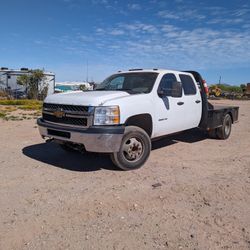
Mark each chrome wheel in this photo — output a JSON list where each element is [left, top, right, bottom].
[[122, 137, 143, 162], [224, 117, 231, 136], [111, 126, 151, 170], [217, 114, 232, 140]]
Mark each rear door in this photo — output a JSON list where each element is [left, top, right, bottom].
[[178, 73, 202, 129]]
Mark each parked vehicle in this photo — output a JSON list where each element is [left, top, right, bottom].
[[37, 69, 239, 170], [209, 86, 221, 97]]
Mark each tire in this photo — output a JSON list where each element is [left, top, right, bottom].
[[207, 129, 218, 139], [111, 126, 151, 171], [217, 114, 232, 140]]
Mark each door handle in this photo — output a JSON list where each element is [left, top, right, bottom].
[[177, 102, 184, 106], [195, 100, 201, 103]]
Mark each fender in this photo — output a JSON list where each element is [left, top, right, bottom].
[[125, 113, 153, 137]]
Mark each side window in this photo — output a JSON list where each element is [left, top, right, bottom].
[[158, 73, 177, 96], [109, 76, 124, 89], [179, 74, 197, 95]]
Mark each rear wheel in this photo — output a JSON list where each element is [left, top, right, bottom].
[[111, 126, 151, 171], [217, 114, 232, 139], [207, 129, 218, 139]]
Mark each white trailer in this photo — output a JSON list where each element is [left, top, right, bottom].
[[0, 67, 55, 98]]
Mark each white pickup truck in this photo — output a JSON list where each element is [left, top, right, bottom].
[[38, 69, 239, 170]]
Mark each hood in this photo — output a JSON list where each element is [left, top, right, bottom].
[[44, 90, 130, 106]]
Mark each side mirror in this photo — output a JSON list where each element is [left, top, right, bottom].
[[171, 81, 182, 97], [158, 89, 166, 97], [158, 88, 172, 97]]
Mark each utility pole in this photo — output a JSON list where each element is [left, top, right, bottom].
[[219, 76, 221, 84], [86, 59, 89, 83], [5, 73, 8, 88]]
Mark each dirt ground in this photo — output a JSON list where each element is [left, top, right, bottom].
[[0, 99, 249, 250]]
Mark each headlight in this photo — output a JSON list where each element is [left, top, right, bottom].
[[94, 106, 120, 125]]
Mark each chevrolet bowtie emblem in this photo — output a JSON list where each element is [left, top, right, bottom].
[[53, 109, 65, 118]]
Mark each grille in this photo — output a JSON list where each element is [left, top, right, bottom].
[[43, 103, 89, 113], [43, 113, 88, 126]]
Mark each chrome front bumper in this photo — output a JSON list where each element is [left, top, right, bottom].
[[37, 118, 124, 153]]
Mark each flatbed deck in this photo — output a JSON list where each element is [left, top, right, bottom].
[[206, 102, 239, 129]]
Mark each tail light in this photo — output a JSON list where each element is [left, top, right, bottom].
[[202, 79, 209, 95]]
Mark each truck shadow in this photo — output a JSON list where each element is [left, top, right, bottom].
[[22, 142, 119, 172], [152, 128, 207, 150], [22, 129, 207, 172]]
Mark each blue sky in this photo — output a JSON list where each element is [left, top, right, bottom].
[[0, 0, 249, 84]]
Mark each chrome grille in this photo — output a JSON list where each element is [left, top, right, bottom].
[[42, 103, 92, 127], [43, 103, 89, 113], [43, 113, 88, 126]]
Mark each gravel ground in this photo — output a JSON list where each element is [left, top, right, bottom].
[[0, 99, 249, 250]]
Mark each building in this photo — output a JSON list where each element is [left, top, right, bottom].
[[0, 67, 55, 98], [247, 83, 250, 93]]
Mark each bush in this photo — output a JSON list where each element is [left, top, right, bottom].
[[0, 99, 42, 106], [0, 112, 6, 118], [215, 84, 242, 93], [0, 90, 9, 99], [0, 99, 42, 111]]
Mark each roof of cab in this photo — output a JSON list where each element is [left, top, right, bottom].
[[117, 68, 191, 75]]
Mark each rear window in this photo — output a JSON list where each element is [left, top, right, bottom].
[[179, 74, 197, 95]]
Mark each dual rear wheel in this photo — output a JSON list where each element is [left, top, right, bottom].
[[208, 113, 232, 140]]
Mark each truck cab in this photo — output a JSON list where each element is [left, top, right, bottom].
[[38, 69, 239, 170]]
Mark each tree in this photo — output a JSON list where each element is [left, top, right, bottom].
[[16, 74, 29, 94], [240, 84, 246, 93], [17, 69, 47, 99], [79, 84, 88, 91]]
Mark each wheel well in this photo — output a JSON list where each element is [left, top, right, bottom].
[[227, 112, 234, 123], [125, 114, 153, 137]]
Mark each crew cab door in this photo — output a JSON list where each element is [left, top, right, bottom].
[[154, 73, 202, 137], [178, 73, 202, 129]]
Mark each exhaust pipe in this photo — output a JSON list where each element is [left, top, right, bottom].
[[45, 138, 54, 143]]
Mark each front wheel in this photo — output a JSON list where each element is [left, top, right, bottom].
[[111, 126, 151, 171]]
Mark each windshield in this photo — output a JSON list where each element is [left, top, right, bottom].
[[95, 72, 159, 94]]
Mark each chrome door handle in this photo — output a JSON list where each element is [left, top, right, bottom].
[[177, 102, 184, 106]]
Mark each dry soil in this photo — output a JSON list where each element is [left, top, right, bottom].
[[0, 99, 249, 250]]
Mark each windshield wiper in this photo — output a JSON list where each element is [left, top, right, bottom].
[[116, 88, 142, 94], [94, 88, 110, 91], [94, 88, 142, 94]]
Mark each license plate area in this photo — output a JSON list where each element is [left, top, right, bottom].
[[47, 129, 71, 139]]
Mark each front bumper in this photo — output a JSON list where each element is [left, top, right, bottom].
[[37, 118, 124, 153]]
